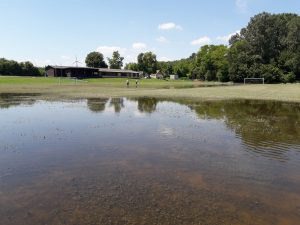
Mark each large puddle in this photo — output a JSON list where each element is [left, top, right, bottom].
[[0, 95, 300, 225]]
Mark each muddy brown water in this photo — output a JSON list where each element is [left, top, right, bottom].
[[0, 95, 300, 225]]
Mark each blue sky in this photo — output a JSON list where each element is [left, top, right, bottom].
[[1, 0, 300, 66]]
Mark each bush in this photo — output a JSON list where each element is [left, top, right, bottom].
[[216, 70, 228, 82], [281, 72, 296, 83], [261, 64, 283, 83], [0, 58, 41, 76], [191, 67, 205, 80], [205, 70, 215, 81]]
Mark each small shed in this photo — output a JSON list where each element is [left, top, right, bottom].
[[170, 74, 178, 80], [150, 70, 164, 79]]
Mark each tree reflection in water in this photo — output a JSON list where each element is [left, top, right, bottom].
[[109, 98, 124, 113], [0, 93, 38, 109], [189, 100, 300, 160], [87, 98, 108, 113], [136, 97, 158, 114]]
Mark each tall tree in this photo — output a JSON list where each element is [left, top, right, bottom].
[[156, 53, 195, 78], [20, 61, 40, 76], [124, 62, 139, 71], [195, 45, 229, 81], [228, 12, 300, 83], [137, 52, 157, 74], [108, 51, 124, 69], [85, 51, 108, 68]]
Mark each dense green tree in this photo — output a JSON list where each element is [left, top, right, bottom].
[[191, 67, 203, 80], [20, 61, 40, 76], [157, 62, 173, 76], [85, 51, 108, 68], [172, 60, 192, 78], [229, 12, 300, 82], [285, 16, 300, 80], [124, 62, 139, 71], [137, 52, 157, 74], [195, 45, 229, 81], [156, 54, 195, 78], [0, 58, 41, 76], [227, 40, 253, 82], [108, 51, 124, 69]]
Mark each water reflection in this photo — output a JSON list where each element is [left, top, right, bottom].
[[0, 96, 300, 225], [109, 98, 124, 113], [189, 100, 300, 160], [136, 97, 158, 113], [84, 97, 300, 161], [87, 98, 108, 113], [0, 93, 38, 108]]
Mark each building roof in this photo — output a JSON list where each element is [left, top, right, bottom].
[[46, 65, 98, 70]]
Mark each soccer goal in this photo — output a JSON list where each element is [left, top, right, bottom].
[[244, 78, 265, 85]]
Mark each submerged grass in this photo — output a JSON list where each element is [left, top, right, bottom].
[[0, 76, 299, 102]]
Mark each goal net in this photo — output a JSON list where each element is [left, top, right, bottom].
[[244, 78, 265, 85]]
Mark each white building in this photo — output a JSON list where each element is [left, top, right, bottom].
[[150, 70, 164, 79], [170, 74, 178, 80]]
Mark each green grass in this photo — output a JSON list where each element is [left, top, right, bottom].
[[0, 76, 226, 88], [0, 76, 77, 84], [86, 77, 228, 88], [0, 76, 299, 102]]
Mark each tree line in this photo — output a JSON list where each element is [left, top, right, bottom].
[[128, 12, 300, 83], [228, 12, 300, 83], [1, 12, 299, 83], [124, 12, 299, 83], [0, 58, 42, 76]]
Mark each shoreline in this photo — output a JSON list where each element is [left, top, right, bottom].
[[0, 82, 299, 103]]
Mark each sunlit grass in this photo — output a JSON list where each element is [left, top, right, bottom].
[[0, 76, 299, 102]]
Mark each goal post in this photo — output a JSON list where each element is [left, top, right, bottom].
[[244, 78, 265, 85]]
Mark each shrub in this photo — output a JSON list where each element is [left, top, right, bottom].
[[281, 72, 296, 83]]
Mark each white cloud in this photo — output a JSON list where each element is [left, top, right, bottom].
[[156, 36, 169, 43], [236, 0, 248, 13], [125, 54, 136, 62], [132, 42, 147, 50], [158, 22, 182, 30], [60, 55, 71, 60], [216, 30, 240, 43], [44, 59, 52, 64], [158, 56, 171, 62], [190, 36, 212, 46], [96, 46, 127, 57]]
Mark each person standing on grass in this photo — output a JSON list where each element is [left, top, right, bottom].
[[126, 79, 129, 87], [135, 79, 138, 88]]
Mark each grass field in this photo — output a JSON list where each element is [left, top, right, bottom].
[[0, 76, 299, 102], [0, 76, 226, 87]]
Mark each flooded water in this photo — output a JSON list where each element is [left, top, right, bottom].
[[0, 95, 300, 225]]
